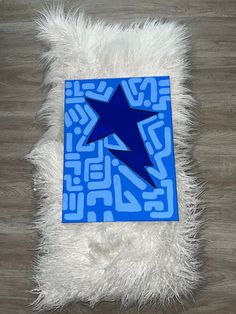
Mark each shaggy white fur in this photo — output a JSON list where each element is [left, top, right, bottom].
[[27, 5, 203, 311]]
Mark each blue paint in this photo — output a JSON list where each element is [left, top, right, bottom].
[[62, 76, 179, 223], [85, 84, 157, 187]]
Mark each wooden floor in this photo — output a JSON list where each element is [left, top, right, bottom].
[[0, 1, 236, 313]]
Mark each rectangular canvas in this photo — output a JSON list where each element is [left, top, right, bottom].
[[62, 76, 179, 222]]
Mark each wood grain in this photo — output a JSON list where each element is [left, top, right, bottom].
[[0, 0, 236, 313]]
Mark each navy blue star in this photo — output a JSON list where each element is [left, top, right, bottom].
[[85, 85, 157, 188]]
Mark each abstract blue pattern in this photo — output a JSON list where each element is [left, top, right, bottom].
[[62, 76, 179, 222]]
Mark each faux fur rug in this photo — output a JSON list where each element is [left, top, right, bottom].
[[27, 6, 202, 311]]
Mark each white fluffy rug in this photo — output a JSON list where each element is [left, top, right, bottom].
[[27, 5, 202, 311]]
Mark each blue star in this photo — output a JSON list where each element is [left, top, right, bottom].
[[85, 84, 157, 187]]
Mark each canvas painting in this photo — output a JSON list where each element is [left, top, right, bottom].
[[62, 76, 178, 222]]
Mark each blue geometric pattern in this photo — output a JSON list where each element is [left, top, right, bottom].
[[62, 76, 179, 222]]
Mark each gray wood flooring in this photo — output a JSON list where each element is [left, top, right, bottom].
[[0, 1, 236, 313]]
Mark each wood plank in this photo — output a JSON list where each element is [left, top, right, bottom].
[[0, 0, 235, 313]]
